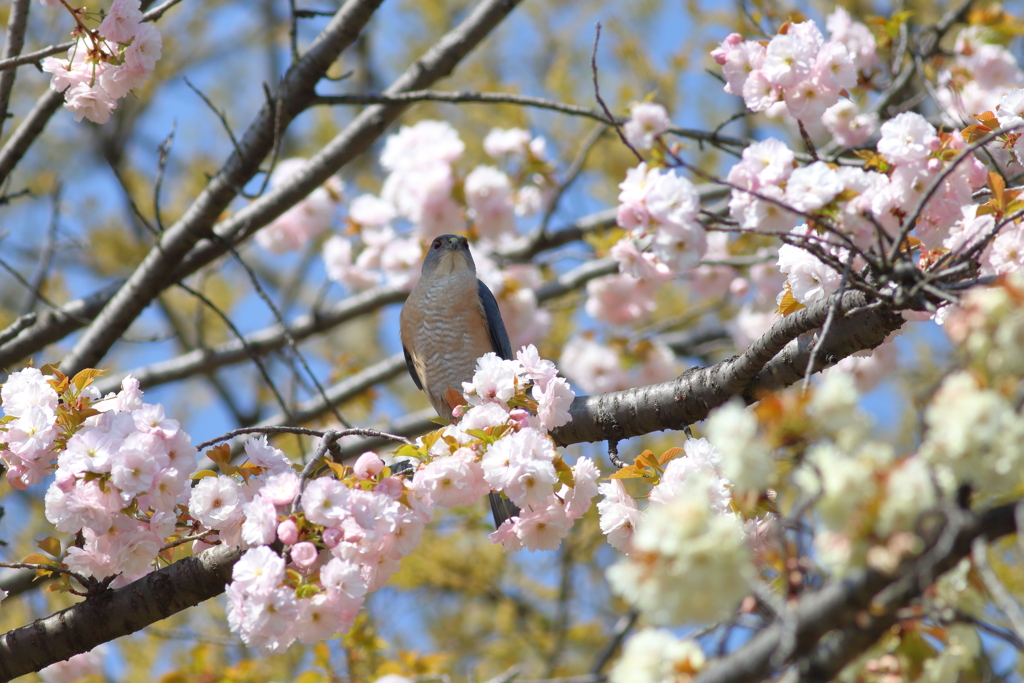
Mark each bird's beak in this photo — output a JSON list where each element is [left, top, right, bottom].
[[444, 236, 462, 251]]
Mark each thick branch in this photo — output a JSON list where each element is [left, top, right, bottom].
[[696, 501, 1019, 683], [93, 285, 407, 394], [0, 88, 63, 187], [0, 0, 31, 139], [550, 291, 903, 446], [0, 544, 242, 682], [0, 281, 123, 371]]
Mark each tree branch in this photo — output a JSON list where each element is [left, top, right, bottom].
[[0, 0, 32, 139], [93, 284, 407, 394], [0, 543, 242, 682], [550, 290, 904, 447], [697, 501, 1019, 683], [59, 0, 388, 375], [170, 0, 529, 283], [0, 88, 64, 187]]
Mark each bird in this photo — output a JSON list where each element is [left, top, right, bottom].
[[400, 234, 519, 527]]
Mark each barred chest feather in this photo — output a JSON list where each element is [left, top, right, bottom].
[[402, 270, 493, 417]]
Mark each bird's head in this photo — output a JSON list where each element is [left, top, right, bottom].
[[421, 234, 476, 278]]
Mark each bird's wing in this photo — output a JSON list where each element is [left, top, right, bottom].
[[402, 345, 423, 391], [477, 279, 513, 360], [488, 491, 520, 527]]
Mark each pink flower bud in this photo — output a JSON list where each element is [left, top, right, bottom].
[[321, 527, 343, 548], [55, 469, 77, 493], [290, 541, 318, 568], [6, 466, 27, 490], [277, 518, 299, 545], [376, 476, 404, 500], [508, 408, 532, 430], [354, 452, 385, 479], [452, 404, 468, 419], [730, 277, 750, 297]]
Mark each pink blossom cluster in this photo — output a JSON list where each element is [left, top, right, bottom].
[[223, 448, 430, 654], [481, 127, 550, 219], [43, 377, 196, 585], [255, 159, 342, 254], [559, 335, 679, 394], [0, 367, 62, 488], [597, 438, 738, 553], [614, 163, 707, 276], [623, 102, 672, 151], [725, 112, 988, 258], [711, 11, 876, 139], [323, 121, 467, 289], [380, 120, 466, 241], [222, 345, 580, 650], [322, 123, 550, 292], [323, 220, 423, 290], [474, 255, 552, 350], [41, 0, 162, 124], [414, 345, 597, 552], [599, 161, 707, 326], [936, 26, 1024, 121], [188, 437, 294, 547]]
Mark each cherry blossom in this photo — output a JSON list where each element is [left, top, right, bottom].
[[623, 102, 671, 150]]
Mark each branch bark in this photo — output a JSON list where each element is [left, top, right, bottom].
[[92, 285, 407, 394], [550, 290, 903, 447], [695, 501, 1019, 683], [0, 0, 31, 140], [0, 544, 242, 682]]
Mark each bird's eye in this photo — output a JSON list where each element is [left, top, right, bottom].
[[432, 240, 441, 250]]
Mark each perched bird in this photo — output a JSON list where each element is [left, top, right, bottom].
[[400, 234, 518, 526]]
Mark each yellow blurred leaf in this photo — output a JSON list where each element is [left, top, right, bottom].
[[22, 553, 55, 566], [777, 284, 805, 316], [158, 673, 191, 683], [294, 672, 324, 683], [609, 463, 647, 479], [326, 460, 347, 479], [37, 537, 62, 558], [206, 443, 231, 465], [658, 447, 684, 465], [71, 368, 106, 392]]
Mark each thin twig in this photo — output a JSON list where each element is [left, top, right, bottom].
[[589, 24, 643, 164], [312, 90, 612, 124], [972, 537, 1024, 646], [221, 242, 352, 427], [20, 185, 60, 316], [160, 530, 215, 552], [539, 123, 607, 235], [175, 281, 294, 423], [802, 252, 853, 392], [197, 424, 412, 451], [153, 122, 177, 232]]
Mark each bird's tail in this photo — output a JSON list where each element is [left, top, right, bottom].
[[488, 491, 519, 528]]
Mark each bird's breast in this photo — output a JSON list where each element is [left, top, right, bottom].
[[402, 272, 495, 410]]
